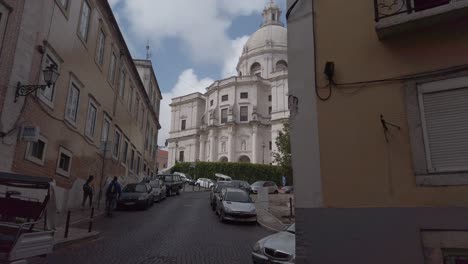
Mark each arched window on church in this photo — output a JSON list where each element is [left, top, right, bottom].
[[276, 60, 288, 71], [250, 62, 261, 77]]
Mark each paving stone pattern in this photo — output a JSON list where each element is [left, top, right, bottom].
[[46, 191, 271, 264]]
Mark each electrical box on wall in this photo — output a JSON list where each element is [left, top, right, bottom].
[[20, 125, 40, 142]]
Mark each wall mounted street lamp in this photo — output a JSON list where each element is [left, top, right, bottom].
[[14, 64, 60, 102]]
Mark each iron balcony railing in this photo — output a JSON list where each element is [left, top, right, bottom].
[[374, 0, 451, 22]]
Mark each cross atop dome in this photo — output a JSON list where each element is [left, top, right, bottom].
[[261, 0, 284, 28]]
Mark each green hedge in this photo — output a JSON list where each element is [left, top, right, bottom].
[[170, 162, 284, 185]]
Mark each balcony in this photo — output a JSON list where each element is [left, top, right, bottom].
[[374, 0, 468, 39]]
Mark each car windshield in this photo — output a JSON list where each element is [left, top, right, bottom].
[[225, 191, 251, 203], [252, 181, 265, 187], [232, 181, 248, 188], [123, 184, 146, 193], [215, 183, 232, 192], [164, 176, 173, 181], [286, 224, 295, 234]]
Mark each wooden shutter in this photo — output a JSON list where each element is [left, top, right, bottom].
[[420, 87, 468, 172]]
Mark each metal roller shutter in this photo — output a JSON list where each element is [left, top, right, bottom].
[[421, 87, 468, 172]]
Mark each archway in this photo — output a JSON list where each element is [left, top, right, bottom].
[[219, 156, 228, 162], [238, 155, 251, 163], [250, 62, 261, 77], [276, 60, 288, 71]]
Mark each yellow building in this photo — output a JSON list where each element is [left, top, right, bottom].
[[0, 0, 161, 213], [287, 0, 468, 263]]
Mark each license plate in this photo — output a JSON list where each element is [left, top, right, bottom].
[[125, 202, 135, 205]]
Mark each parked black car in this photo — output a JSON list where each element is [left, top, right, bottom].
[[117, 183, 154, 210], [160, 174, 184, 196], [230, 180, 252, 194], [210, 182, 233, 211]]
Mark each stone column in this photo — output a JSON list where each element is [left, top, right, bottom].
[[208, 129, 216, 162], [199, 135, 206, 161], [252, 125, 258, 163], [227, 126, 235, 162]]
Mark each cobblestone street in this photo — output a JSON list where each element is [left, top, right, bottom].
[[46, 191, 271, 264]]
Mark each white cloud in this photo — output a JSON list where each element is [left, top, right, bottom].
[[158, 69, 214, 146], [115, 0, 268, 64], [221, 35, 249, 78]]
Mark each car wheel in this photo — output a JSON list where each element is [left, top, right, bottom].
[[176, 189, 180, 195]]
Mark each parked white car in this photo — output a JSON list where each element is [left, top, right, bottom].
[[195, 178, 214, 188]]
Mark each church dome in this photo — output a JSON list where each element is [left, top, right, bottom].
[[242, 24, 287, 54], [236, 0, 288, 78]]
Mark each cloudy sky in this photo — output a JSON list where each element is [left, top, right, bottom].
[[108, 0, 287, 146]]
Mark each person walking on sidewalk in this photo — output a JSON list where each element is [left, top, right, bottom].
[[82, 175, 94, 208], [106, 177, 122, 216]]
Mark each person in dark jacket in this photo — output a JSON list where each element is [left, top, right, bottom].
[[106, 177, 122, 215], [82, 175, 94, 208]]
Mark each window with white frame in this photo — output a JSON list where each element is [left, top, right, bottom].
[[25, 135, 48, 166], [85, 100, 98, 138], [109, 52, 117, 84], [96, 29, 105, 65], [39, 54, 59, 104], [0, 3, 10, 51], [128, 86, 134, 112], [101, 116, 111, 142], [113, 129, 121, 159], [56, 147, 72, 177], [136, 155, 141, 174], [65, 82, 80, 123], [135, 97, 140, 121], [118, 67, 126, 98], [122, 140, 129, 165], [145, 121, 150, 151], [78, 0, 91, 41], [418, 78, 468, 173], [130, 148, 135, 171], [141, 108, 145, 129]]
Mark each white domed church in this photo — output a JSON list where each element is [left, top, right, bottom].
[[166, 1, 288, 167]]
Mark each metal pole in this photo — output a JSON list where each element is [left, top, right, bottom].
[[289, 197, 293, 219], [43, 210, 47, 230], [64, 210, 71, 238], [88, 207, 94, 233]]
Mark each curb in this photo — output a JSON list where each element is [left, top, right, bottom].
[[54, 231, 100, 249], [256, 209, 287, 232]]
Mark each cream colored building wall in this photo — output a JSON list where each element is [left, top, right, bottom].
[[313, 0, 468, 207]]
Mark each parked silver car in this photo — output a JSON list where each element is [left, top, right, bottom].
[[252, 224, 295, 263], [147, 177, 167, 202], [251, 181, 279, 194], [216, 188, 257, 223]]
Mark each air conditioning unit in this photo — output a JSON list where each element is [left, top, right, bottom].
[[20, 126, 40, 142]]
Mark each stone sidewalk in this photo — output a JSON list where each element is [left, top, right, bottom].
[[254, 193, 294, 232], [53, 201, 105, 248]]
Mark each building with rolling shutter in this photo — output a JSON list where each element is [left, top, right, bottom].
[[286, 0, 468, 263]]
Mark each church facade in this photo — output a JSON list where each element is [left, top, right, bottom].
[[166, 2, 288, 168]]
